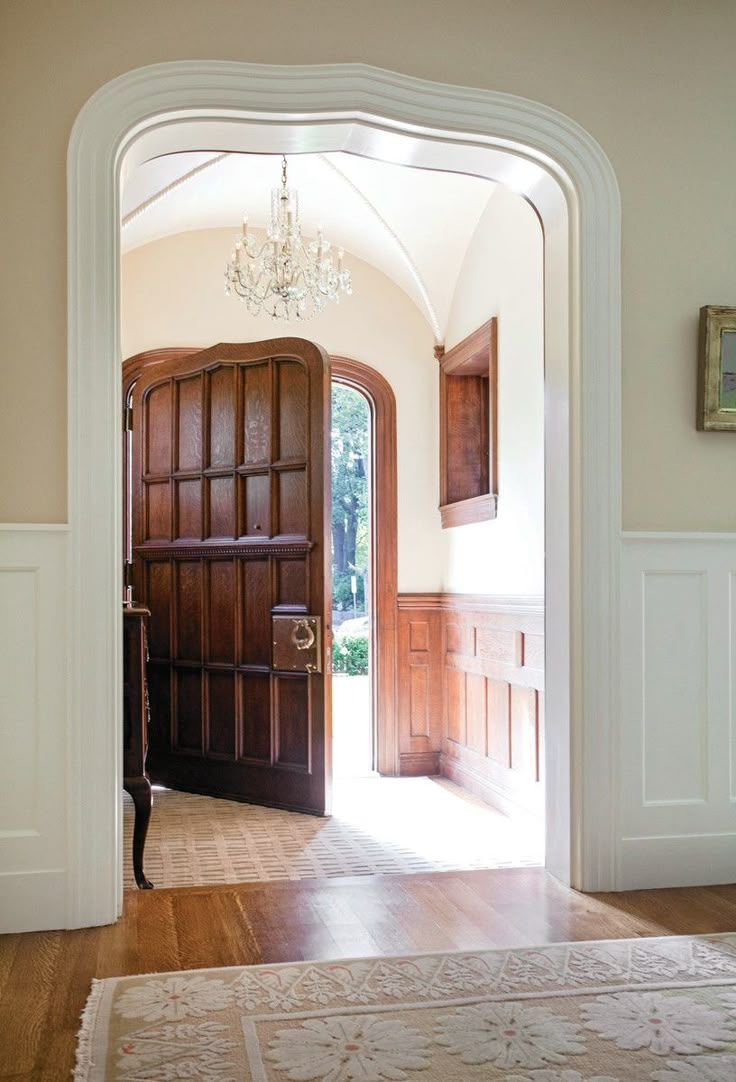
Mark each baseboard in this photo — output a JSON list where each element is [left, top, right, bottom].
[[440, 754, 543, 822], [619, 834, 736, 890], [0, 869, 67, 934], [399, 751, 440, 776]]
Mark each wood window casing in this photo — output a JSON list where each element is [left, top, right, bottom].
[[438, 319, 498, 529]]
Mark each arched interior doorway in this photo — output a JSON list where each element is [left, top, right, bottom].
[[65, 62, 621, 929]]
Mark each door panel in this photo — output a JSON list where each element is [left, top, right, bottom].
[[131, 340, 332, 815]]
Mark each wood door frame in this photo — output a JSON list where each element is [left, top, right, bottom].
[[124, 350, 400, 777], [331, 357, 398, 776]]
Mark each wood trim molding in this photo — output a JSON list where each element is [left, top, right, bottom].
[[441, 319, 495, 375], [399, 592, 545, 617], [122, 348, 197, 401], [439, 493, 497, 529], [331, 356, 399, 776]]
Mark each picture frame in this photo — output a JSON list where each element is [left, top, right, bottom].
[[698, 305, 736, 430]]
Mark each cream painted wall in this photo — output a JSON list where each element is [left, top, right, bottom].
[[442, 188, 544, 596], [1, 0, 735, 528], [122, 228, 441, 591]]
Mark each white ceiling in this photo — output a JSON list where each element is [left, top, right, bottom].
[[121, 151, 498, 341]]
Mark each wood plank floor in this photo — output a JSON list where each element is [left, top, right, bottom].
[[3, 868, 736, 1079]]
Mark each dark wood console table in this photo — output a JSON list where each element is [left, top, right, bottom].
[[122, 604, 154, 889]]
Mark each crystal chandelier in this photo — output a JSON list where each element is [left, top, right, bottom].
[[225, 155, 353, 321]]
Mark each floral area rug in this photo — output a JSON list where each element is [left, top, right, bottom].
[[75, 934, 736, 1081]]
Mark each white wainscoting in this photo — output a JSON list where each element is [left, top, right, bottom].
[[0, 525, 69, 932], [620, 533, 736, 888]]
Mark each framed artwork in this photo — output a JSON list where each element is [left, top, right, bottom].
[[698, 305, 736, 430]]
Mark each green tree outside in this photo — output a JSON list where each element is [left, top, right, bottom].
[[331, 384, 370, 616]]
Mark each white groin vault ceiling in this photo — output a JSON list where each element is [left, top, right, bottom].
[[121, 150, 498, 344]]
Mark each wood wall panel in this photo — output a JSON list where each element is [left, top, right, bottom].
[[207, 560, 235, 664], [175, 478, 202, 540], [145, 481, 171, 541], [175, 561, 202, 661], [240, 560, 270, 667], [242, 363, 270, 464], [206, 672, 236, 757], [208, 365, 237, 468], [239, 673, 272, 763], [207, 476, 236, 539], [176, 374, 203, 472], [275, 675, 310, 769], [445, 668, 466, 745], [277, 469, 308, 537], [174, 669, 203, 752], [145, 561, 172, 658], [465, 672, 487, 755], [397, 599, 443, 775], [276, 558, 307, 610], [409, 664, 430, 738], [242, 473, 270, 538], [145, 382, 172, 475], [397, 593, 544, 818], [277, 360, 308, 460], [486, 678, 511, 767]]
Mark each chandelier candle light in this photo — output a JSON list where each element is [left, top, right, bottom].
[[225, 155, 353, 321]]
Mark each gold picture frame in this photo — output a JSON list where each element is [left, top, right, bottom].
[[698, 305, 736, 430]]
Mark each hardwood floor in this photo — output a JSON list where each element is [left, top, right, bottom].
[[3, 868, 736, 1079]]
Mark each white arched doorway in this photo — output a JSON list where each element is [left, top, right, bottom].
[[66, 62, 621, 928]]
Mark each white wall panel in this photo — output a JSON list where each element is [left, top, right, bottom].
[[621, 533, 736, 888], [731, 572, 736, 802], [642, 571, 707, 804], [0, 525, 69, 932]]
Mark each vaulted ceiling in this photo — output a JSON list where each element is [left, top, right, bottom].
[[121, 151, 497, 342]]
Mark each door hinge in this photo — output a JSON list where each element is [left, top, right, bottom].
[[124, 404, 133, 432], [124, 562, 134, 590]]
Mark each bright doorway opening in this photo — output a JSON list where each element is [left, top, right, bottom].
[[330, 380, 374, 779]]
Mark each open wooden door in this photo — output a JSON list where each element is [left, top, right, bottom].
[[130, 340, 332, 815]]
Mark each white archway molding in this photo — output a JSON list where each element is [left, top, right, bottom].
[[66, 62, 621, 928]]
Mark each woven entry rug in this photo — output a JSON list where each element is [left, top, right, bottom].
[[123, 778, 543, 888], [76, 933, 736, 1080]]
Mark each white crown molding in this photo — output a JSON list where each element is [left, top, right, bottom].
[[65, 61, 621, 927]]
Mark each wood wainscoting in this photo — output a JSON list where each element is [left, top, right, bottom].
[[397, 594, 544, 819]]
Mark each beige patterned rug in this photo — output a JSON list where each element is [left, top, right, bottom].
[[123, 777, 543, 889], [75, 934, 736, 1080]]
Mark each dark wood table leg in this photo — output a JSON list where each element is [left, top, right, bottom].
[[124, 775, 154, 889]]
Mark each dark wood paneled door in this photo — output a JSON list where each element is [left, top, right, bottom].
[[130, 340, 332, 815]]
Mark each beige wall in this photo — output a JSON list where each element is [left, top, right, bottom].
[[2, 1, 736, 530], [442, 188, 544, 596], [122, 228, 442, 591]]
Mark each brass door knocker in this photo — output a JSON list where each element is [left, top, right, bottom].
[[290, 618, 316, 651]]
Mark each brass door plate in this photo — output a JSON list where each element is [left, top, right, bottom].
[[272, 615, 322, 673]]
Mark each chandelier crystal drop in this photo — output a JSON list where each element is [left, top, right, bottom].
[[225, 155, 353, 321]]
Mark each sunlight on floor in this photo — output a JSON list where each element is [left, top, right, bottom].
[[333, 775, 544, 867]]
